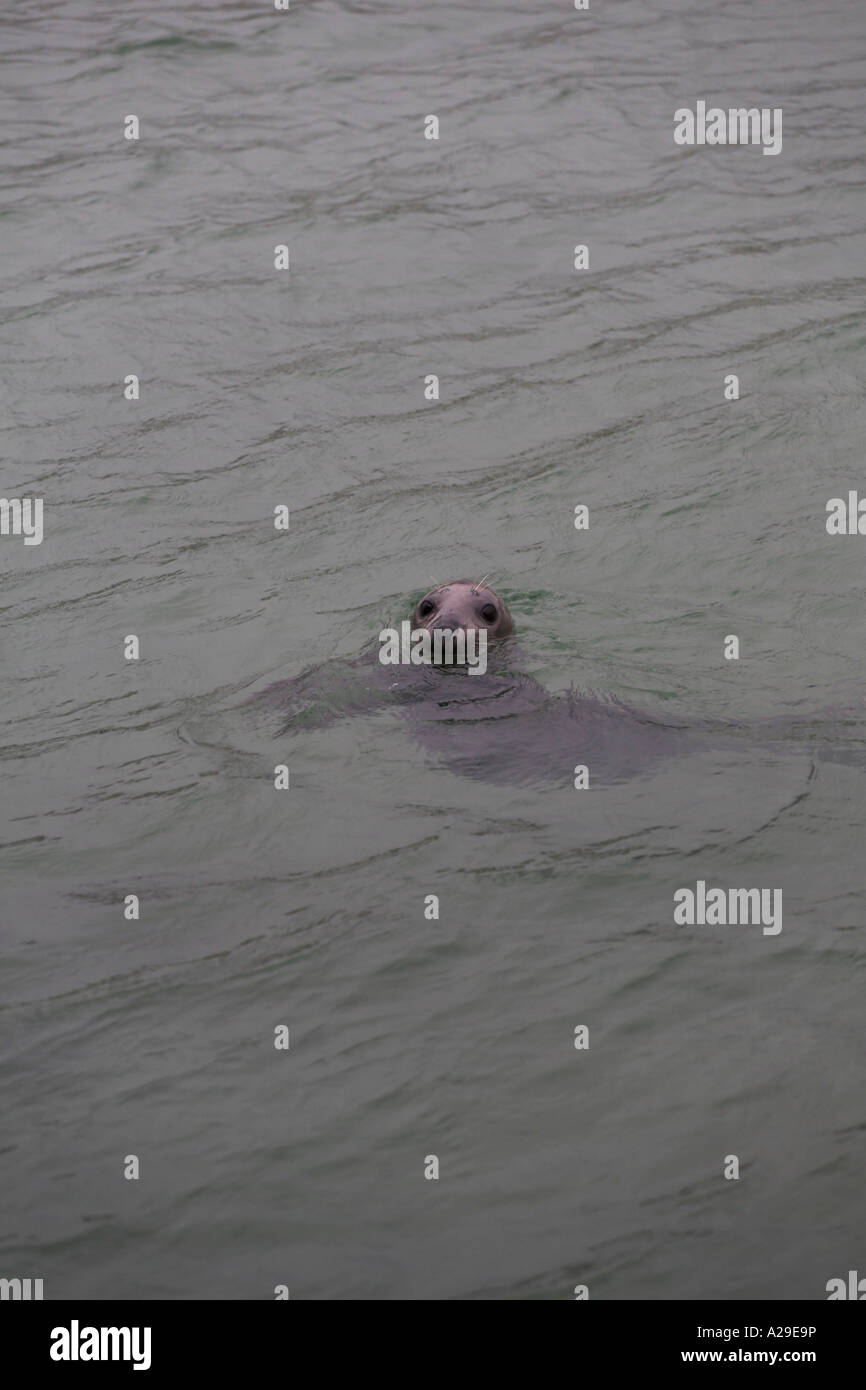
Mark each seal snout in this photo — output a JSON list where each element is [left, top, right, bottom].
[[432, 611, 467, 633]]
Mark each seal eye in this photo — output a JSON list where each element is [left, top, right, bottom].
[[480, 603, 497, 622], [418, 599, 435, 618]]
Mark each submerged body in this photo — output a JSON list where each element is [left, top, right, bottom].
[[278, 657, 698, 785]]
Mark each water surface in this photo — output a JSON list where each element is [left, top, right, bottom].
[[2, 0, 866, 1299]]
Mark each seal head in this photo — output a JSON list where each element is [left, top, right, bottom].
[[412, 579, 514, 640]]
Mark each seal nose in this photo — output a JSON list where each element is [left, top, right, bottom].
[[433, 614, 466, 631]]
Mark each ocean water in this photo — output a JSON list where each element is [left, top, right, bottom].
[[2, 0, 865, 1300]]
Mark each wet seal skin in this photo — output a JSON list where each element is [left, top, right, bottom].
[[250, 578, 866, 788]]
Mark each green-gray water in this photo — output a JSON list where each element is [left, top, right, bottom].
[[1, 0, 865, 1299]]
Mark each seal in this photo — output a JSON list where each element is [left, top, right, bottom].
[[251, 575, 690, 782]]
